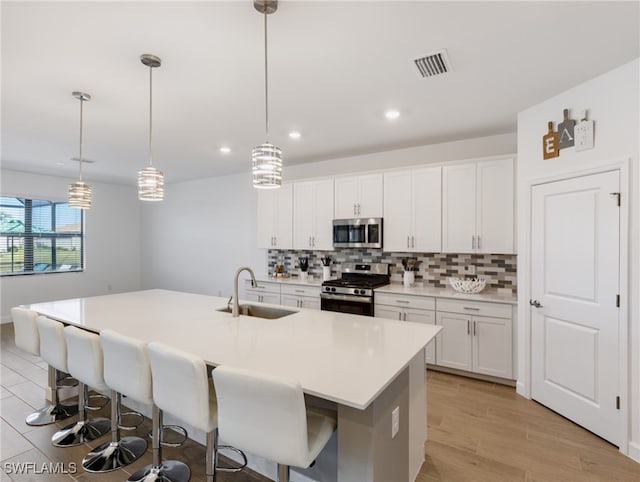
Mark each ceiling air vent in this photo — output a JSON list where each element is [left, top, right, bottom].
[[413, 50, 451, 78]]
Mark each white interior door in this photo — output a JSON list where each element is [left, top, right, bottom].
[[531, 170, 621, 446]]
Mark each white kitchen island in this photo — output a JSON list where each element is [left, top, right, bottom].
[[26, 289, 441, 482]]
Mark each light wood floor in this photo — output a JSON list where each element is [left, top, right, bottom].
[[2, 323, 639, 481]]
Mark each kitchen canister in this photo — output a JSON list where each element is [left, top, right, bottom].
[[322, 266, 332, 281], [300, 271, 309, 282], [403, 271, 415, 288]]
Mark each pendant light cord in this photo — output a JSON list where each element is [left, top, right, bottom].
[[264, 5, 269, 141], [148, 65, 154, 167], [78, 96, 84, 181]]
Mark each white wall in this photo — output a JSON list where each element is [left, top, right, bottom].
[[139, 172, 266, 297], [284, 133, 516, 181], [0, 170, 142, 321], [516, 58, 639, 459]]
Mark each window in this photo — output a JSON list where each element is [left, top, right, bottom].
[[0, 196, 84, 276]]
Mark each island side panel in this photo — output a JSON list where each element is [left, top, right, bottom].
[[409, 349, 427, 481], [337, 368, 410, 482]]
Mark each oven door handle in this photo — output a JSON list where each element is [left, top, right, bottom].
[[320, 293, 373, 304]]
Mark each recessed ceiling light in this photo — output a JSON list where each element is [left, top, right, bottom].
[[385, 110, 400, 120], [288, 131, 301, 139], [219, 146, 231, 154]]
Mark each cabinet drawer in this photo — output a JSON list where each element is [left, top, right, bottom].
[[245, 280, 281, 294], [281, 285, 321, 297], [375, 292, 436, 311], [436, 298, 511, 319]]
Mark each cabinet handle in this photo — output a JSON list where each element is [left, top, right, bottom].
[[473, 321, 476, 336], [407, 236, 410, 248], [477, 236, 481, 250], [354, 204, 357, 215], [358, 203, 361, 215], [312, 236, 315, 247], [398, 312, 402, 321], [295, 289, 305, 293], [403, 312, 407, 321], [467, 320, 470, 335], [463, 307, 480, 311], [411, 236, 415, 248], [472, 235, 476, 249], [396, 300, 410, 304]]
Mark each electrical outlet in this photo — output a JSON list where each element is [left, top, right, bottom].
[[391, 406, 400, 439]]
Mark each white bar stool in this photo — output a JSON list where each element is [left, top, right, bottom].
[[212, 365, 337, 482], [81, 329, 149, 472], [11, 307, 77, 426], [130, 342, 245, 482], [50, 323, 111, 447]]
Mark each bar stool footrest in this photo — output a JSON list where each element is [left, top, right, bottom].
[[119, 410, 145, 430], [85, 392, 110, 411], [216, 445, 248, 472], [148, 424, 188, 448]]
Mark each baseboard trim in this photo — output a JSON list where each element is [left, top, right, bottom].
[[628, 441, 640, 463], [516, 380, 530, 399]]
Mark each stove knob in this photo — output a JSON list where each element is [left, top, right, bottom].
[[325, 286, 330, 292], [356, 289, 362, 295], [331, 287, 336, 292]]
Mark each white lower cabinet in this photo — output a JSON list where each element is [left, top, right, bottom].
[[435, 299, 513, 379], [375, 293, 436, 364], [281, 285, 321, 310], [244, 280, 281, 305], [244, 281, 321, 310]]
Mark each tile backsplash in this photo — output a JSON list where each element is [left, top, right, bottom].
[[267, 249, 516, 294]]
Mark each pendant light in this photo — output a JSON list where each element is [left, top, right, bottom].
[[138, 54, 165, 201], [252, 0, 282, 189], [68, 92, 92, 209]]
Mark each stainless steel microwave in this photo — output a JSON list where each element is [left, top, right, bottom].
[[332, 218, 383, 249]]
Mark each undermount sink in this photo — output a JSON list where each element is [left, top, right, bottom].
[[217, 304, 297, 319]]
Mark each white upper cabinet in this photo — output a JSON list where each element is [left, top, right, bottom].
[[257, 183, 293, 249], [334, 173, 383, 219], [384, 166, 441, 252], [442, 157, 514, 254], [293, 179, 334, 250]]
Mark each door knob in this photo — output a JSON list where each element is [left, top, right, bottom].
[[529, 299, 543, 308]]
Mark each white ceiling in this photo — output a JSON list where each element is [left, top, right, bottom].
[[2, 1, 639, 186]]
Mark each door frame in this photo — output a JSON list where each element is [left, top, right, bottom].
[[518, 159, 629, 454]]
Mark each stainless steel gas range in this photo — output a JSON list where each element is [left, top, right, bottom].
[[320, 263, 389, 317]]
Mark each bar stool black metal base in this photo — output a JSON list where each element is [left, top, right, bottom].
[[25, 402, 78, 426], [52, 418, 111, 447], [82, 436, 147, 473], [127, 461, 190, 482]]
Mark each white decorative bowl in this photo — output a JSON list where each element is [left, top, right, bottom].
[[448, 277, 487, 294]]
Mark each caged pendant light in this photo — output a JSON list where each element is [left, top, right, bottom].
[[252, 0, 282, 189], [68, 92, 92, 209], [138, 54, 165, 201]]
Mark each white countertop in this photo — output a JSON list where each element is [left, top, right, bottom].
[[26, 289, 440, 410], [255, 276, 517, 304], [254, 275, 325, 287], [375, 283, 517, 305]]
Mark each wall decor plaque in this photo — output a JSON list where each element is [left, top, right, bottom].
[[543, 121, 559, 159], [574, 110, 595, 152], [558, 108, 576, 149]]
